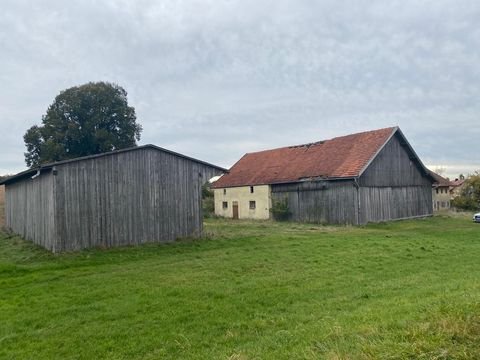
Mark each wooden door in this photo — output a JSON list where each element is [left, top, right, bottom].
[[232, 201, 239, 220]]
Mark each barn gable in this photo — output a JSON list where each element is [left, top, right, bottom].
[[359, 129, 432, 187], [353, 129, 433, 223]]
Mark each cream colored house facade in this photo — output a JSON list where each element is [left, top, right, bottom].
[[432, 186, 451, 211], [429, 170, 452, 211], [214, 185, 271, 220]]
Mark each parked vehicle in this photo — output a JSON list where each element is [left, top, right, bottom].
[[473, 213, 480, 223]]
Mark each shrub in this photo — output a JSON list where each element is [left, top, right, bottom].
[[202, 184, 215, 218], [270, 197, 291, 221]]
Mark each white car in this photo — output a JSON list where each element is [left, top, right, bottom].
[[473, 213, 480, 223]]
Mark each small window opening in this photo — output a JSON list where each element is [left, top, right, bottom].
[[223, 189, 226, 195], [250, 186, 254, 193], [249, 201, 256, 210], [222, 201, 228, 209]]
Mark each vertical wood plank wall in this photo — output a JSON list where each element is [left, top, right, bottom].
[[4, 148, 223, 252], [54, 148, 222, 251], [5, 172, 57, 251], [359, 133, 432, 187], [359, 186, 432, 224], [271, 180, 358, 224], [358, 133, 433, 223], [0, 185, 5, 227], [270, 133, 433, 225]]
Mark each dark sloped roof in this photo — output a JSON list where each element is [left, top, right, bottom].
[[213, 127, 430, 188], [1, 144, 227, 185], [428, 170, 451, 187]]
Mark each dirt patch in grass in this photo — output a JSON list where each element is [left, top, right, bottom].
[[0, 185, 4, 227]]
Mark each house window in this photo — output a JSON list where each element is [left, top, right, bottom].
[[222, 201, 228, 209], [249, 201, 256, 210], [250, 186, 254, 193], [436, 188, 439, 194], [223, 189, 226, 195]]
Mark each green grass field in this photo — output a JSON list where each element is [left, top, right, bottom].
[[1, 215, 479, 359]]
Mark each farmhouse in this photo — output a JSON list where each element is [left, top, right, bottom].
[[213, 127, 434, 224], [1, 145, 225, 252], [450, 178, 466, 199], [429, 170, 451, 211]]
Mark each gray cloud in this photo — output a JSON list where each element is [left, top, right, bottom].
[[1, 0, 479, 178]]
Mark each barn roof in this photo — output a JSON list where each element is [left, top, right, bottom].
[[213, 126, 432, 188], [1, 144, 227, 185], [428, 170, 451, 187]]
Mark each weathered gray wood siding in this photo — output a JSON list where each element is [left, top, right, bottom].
[[358, 133, 433, 223], [271, 180, 358, 224], [358, 186, 432, 223], [270, 133, 433, 225], [359, 133, 432, 187], [53, 148, 222, 251], [5, 172, 57, 251]]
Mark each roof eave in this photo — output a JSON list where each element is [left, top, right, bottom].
[[2, 145, 227, 185], [212, 176, 357, 188], [39, 144, 227, 172], [0, 166, 53, 185]]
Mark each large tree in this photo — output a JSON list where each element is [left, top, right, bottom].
[[24, 82, 142, 167]]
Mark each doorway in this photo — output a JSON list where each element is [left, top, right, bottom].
[[232, 201, 239, 220]]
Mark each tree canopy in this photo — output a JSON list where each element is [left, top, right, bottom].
[[24, 82, 142, 167], [452, 172, 480, 211]]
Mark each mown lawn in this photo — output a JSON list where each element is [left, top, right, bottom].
[[1, 215, 479, 359]]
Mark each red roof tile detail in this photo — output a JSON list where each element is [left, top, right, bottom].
[[450, 179, 465, 187], [213, 127, 397, 188]]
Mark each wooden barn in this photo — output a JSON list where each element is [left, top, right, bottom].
[[213, 127, 434, 224], [1, 145, 225, 252]]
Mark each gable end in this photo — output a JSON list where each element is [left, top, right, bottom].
[[359, 132, 433, 187]]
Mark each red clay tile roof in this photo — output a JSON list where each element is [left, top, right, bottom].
[[450, 179, 465, 187], [213, 127, 397, 188]]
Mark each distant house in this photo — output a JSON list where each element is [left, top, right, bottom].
[[1, 145, 225, 252], [429, 171, 451, 211], [450, 178, 466, 199], [213, 127, 434, 224]]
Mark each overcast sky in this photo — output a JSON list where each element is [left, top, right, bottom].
[[1, 0, 479, 178]]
